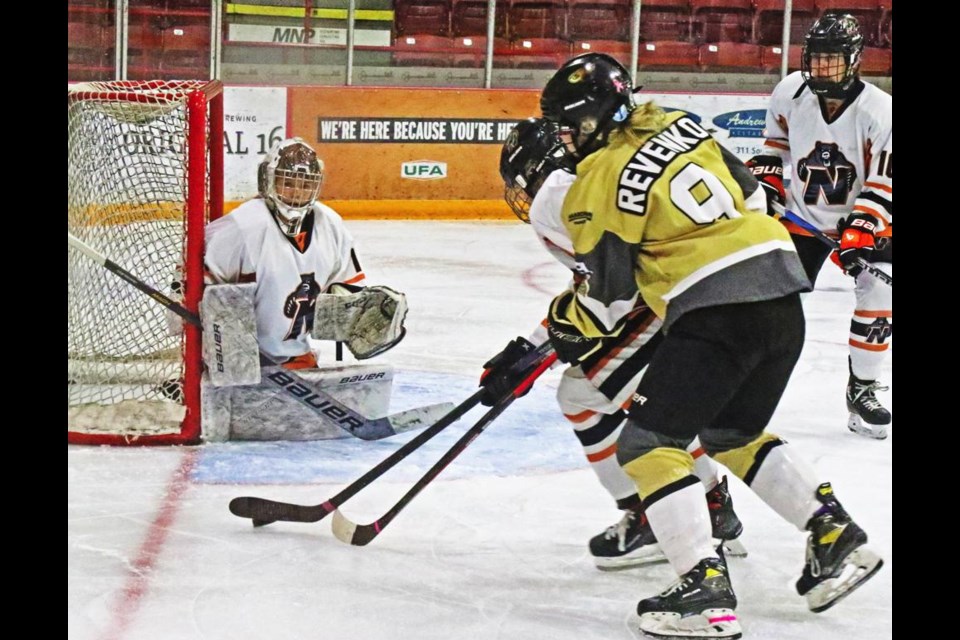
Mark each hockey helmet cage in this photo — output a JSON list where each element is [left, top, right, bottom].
[[258, 137, 324, 237], [802, 13, 864, 97], [499, 118, 574, 223]]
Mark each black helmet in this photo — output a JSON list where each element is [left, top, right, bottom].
[[499, 118, 574, 223], [539, 53, 636, 160], [802, 13, 864, 97]]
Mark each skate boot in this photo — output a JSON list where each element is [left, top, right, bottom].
[[706, 476, 747, 558], [636, 554, 742, 639], [796, 483, 884, 613], [589, 507, 665, 570], [846, 368, 891, 440]]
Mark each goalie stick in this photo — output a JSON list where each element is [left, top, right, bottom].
[[67, 232, 453, 441], [228, 340, 555, 527], [331, 347, 558, 546], [771, 203, 893, 286]]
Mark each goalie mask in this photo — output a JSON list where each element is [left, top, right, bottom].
[[801, 13, 864, 98], [499, 118, 574, 223], [540, 53, 637, 161], [258, 137, 324, 237]]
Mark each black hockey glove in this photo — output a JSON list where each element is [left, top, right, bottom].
[[745, 155, 785, 216], [478, 336, 537, 406], [546, 290, 604, 365], [837, 213, 879, 277]]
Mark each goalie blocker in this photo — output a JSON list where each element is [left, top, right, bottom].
[[312, 283, 409, 359]]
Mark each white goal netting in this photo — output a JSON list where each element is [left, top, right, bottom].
[[68, 80, 222, 444]]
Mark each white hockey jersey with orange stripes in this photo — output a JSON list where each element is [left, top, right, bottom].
[[204, 199, 365, 361], [762, 71, 892, 237]]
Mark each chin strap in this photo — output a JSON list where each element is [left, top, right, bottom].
[[266, 198, 311, 237]]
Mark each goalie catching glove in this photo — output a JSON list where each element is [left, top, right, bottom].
[[745, 155, 785, 216], [312, 283, 408, 359]]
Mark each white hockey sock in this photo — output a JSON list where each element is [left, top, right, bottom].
[[645, 480, 717, 576], [688, 437, 719, 492], [748, 443, 823, 531]]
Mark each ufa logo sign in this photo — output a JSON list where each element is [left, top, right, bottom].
[[401, 160, 447, 180]]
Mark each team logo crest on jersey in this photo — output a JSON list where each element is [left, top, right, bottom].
[[283, 273, 321, 340], [796, 141, 857, 206]]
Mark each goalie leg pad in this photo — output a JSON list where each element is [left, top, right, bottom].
[[312, 285, 409, 359], [201, 364, 394, 441], [201, 283, 261, 387]]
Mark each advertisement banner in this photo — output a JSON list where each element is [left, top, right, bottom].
[[219, 86, 771, 218], [222, 86, 288, 202], [287, 87, 541, 217]]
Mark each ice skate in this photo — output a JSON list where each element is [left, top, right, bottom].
[[589, 507, 666, 570], [796, 483, 884, 612], [846, 372, 891, 440], [636, 555, 741, 639], [706, 476, 747, 558]]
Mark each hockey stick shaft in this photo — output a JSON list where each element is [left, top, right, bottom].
[[229, 388, 485, 526], [331, 348, 559, 546], [68, 233, 201, 327], [67, 232, 450, 441], [772, 204, 892, 286], [228, 340, 556, 526]]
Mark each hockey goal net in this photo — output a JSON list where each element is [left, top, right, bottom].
[[68, 80, 224, 445]]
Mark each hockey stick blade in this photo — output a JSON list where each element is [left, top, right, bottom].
[[331, 349, 558, 546], [228, 388, 488, 526], [770, 204, 892, 286], [386, 401, 457, 435], [228, 496, 337, 527], [229, 342, 556, 528], [69, 231, 434, 442]]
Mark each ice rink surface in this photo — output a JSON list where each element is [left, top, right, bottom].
[[68, 221, 893, 640]]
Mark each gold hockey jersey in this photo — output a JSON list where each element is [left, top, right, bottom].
[[558, 110, 811, 335]]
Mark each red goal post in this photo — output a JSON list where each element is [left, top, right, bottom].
[[67, 80, 224, 445]]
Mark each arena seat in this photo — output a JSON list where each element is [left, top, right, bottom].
[[507, 0, 567, 40], [567, 0, 631, 42], [699, 41, 762, 71], [640, 1, 693, 42], [159, 21, 210, 74], [689, 0, 753, 43], [814, 1, 882, 46], [507, 37, 571, 68], [68, 19, 106, 65], [395, 0, 452, 37], [859, 45, 891, 75], [759, 43, 803, 73], [451, 0, 509, 37], [450, 34, 512, 67], [877, 0, 892, 47], [752, 0, 816, 45], [570, 38, 633, 65], [637, 39, 700, 69], [393, 34, 456, 66]]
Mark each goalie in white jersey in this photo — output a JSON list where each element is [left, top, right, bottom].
[[204, 137, 406, 368], [487, 118, 747, 571], [747, 13, 893, 439], [189, 137, 409, 441]]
